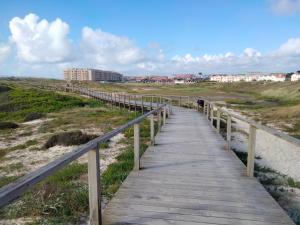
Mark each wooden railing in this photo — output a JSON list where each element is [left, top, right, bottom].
[[66, 85, 198, 110], [0, 91, 170, 225], [200, 100, 300, 177], [70, 86, 300, 178]]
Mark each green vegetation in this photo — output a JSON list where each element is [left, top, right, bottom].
[[100, 140, 110, 149], [0, 162, 89, 224], [24, 112, 45, 122], [0, 121, 19, 130], [43, 130, 97, 149], [0, 83, 102, 122]]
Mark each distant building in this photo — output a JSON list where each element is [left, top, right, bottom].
[[291, 72, 300, 81], [173, 74, 197, 84], [150, 76, 170, 83], [265, 73, 287, 82], [64, 68, 123, 82], [210, 72, 287, 83]]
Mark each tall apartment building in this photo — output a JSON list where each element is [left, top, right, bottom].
[[64, 68, 123, 82]]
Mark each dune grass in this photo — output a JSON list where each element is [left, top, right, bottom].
[[0, 83, 103, 122]]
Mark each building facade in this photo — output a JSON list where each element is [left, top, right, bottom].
[[210, 73, 287, 83], [291, 73, 300, 81], [64, 68, 123, 82]]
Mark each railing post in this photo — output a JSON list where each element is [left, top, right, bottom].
[[210, 105, 214, 126], [217, 109, 221, 133], [163, 107, 166, 125], [110, 93, 113, 108], [134, 123, 140, 171], [128, 95, 131, 111], [141, 96, 144, 114], [179, 96, 181, 107], [151, 96, 153, 110], [207, 103, 210, 119], [88, 145, 102, 225], [134, 95, 137, 113], [150, 114, 155, 145], [247, 125, 257, 177], [123, 95, 126, 110], [158, 109, 162, 132], [227, 115, 232, 150]]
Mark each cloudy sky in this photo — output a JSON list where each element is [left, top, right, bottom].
[[0, 0, 300, 78]]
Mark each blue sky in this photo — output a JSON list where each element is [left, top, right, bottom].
[[0, 0, 300, 78]]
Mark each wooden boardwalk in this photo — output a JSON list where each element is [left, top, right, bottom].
[[103, 107, 294, 225]]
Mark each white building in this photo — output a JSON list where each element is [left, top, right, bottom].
[[210, 73, 287, 83], [291, 73, 300, 81]]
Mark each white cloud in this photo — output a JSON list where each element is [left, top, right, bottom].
[[80, 27, 144, 66], [1, 12, 300, 77], [270, 0, 300, 14], [274, 38, 300, 56], [9, 13, 72, 63], [243, 48, 261, 58], [0, 43, 10, 62]]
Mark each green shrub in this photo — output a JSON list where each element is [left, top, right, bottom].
[[0, 85, 11, 93], [0, 121, 19, 130], [0, 86, 103, 122], [24, 112, 45, 122], [44, 131, 97, 149]]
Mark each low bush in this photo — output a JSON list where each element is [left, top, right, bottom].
[[0, 121, 19, 130], [23, 112, 45, 122], [0, 85, 11, 93], [44, 131, 97, 149]]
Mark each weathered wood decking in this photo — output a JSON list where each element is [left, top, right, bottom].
[[103, 107, 294, 225]]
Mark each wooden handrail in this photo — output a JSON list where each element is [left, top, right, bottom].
[[201, 99, 300, 178]]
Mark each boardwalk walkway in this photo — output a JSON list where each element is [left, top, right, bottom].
[[103, 107, 294, 225]]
